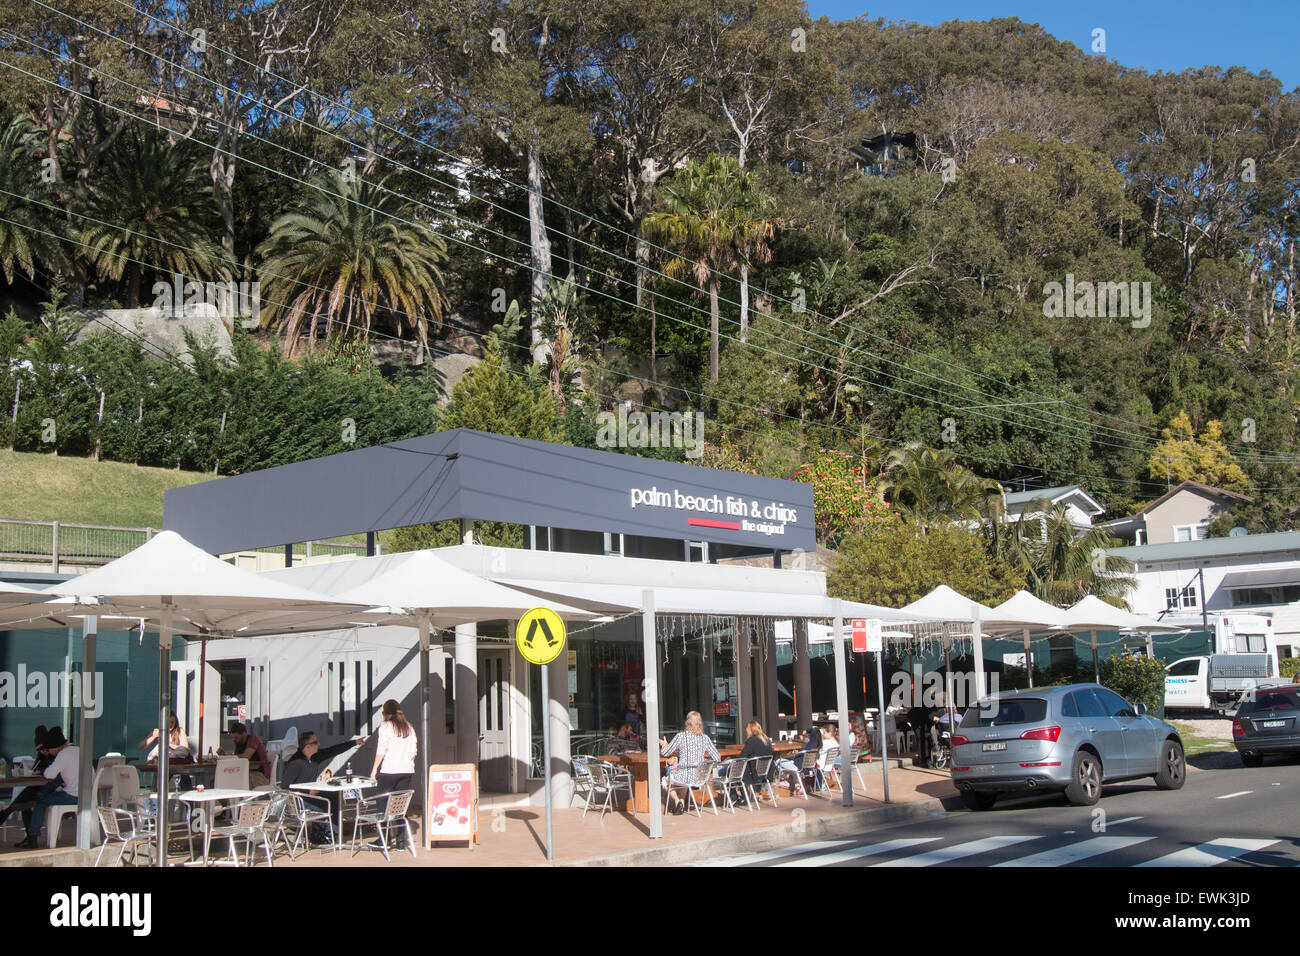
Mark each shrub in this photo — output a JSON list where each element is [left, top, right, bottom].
[[1282, 657, 1299, 680], [1100, 654, 1168, 718]]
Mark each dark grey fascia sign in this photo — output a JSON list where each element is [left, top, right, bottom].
[[164, 428, 817, 555]]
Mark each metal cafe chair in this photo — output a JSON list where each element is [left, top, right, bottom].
[[283, 792, 334, 858], [785, 750, 819, 800], [350, 789, 416, 862], [570, 757, 596, 809], [94, 806, 156, 867], [209, 797, 275, 867], [750, 756, 779, 808], [712, 758, 754, 814], [677, 761, 719, 818]]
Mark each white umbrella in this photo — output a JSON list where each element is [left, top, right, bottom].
[[1063, 595, 1188, 681], [991, 591, 1073, 689], [328, 550, 603, 815], [41, 530, 371, 865]]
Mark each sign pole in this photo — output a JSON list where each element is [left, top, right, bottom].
[[515, 606, 566, 863], [541, 661, 553, 862], [870, 620, 889, 804], [642, 589, 662, 840]]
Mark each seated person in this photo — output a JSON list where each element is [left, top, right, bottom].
[[0, 725, 50, 830], [14, 728, 78, 850], [219, 722, 271, 787], [140, 711, 191, 763], [281, 732, 364, 840], [738, 720, 774, 791], [605, 722, 640, 754], [774, 724, 822, 791]]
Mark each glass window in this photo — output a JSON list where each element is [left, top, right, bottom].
[[1254, 689, 1299, 712], [1094, 687, 1135, 717], [1060, 694, 1079, 718], [1181, 585, 1198, 608], [1072, 690, 1109, 718], [1165, 588, 1180, 610], [960, 698, 1047, 727], [1167, 659, 1201, 676]]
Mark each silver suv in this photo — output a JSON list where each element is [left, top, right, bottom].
[[950, 683, 1185, 810]]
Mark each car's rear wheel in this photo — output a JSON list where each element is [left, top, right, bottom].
[[1154, 739, 1185, 790], [959, 789, 997, 811], [1064, 751, 1102, 806], [1240, 751, 1264, 768]]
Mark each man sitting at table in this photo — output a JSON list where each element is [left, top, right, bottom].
[[220, 723, 271, 787], [282, 732, 365, 842], [0, 725, 51, 832], [14, 727, 78, 850]]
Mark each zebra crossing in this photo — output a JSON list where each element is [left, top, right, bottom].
[[703, 833, 1284, 868]]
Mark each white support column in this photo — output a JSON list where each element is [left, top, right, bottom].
[[545, 649, 571, 808], [972, 611, 986, 701], [1023, 627, 1034, 688], [417, 612, 432, 815], [831, 601, 852, 806], [454, 520, 478, 763], [75, 616, 97, 850], [642, 589, 662, 839]]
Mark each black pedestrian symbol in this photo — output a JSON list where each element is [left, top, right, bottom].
[[523, 616, 559, 649]]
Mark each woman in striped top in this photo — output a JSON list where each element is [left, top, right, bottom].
[[659, 711, 720, 815]]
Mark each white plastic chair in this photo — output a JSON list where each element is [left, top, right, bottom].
[[12, 756, 34, 776], [97, 754, 126, 771], [215, 756, 249, 791], [254, 754, 279, 792], [47, 798, 79, 848], [110, 765, 142, 809]]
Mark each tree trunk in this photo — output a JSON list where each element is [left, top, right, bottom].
[[526, 134, 553, 365], [708, 278, 720, 382], [739, 261, 750, 342], [650, 290, 658, 386]]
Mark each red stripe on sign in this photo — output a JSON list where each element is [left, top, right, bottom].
[[688, 518, 741, 530]]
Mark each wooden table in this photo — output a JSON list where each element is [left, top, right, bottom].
[[717, 741, 801, 759], [594, 753, 670, 813], [1, 776, 48, 789]]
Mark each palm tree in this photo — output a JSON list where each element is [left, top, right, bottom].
[[879, 442, 1003, 529], [643, 154, 779, 382], [80, 131, 232, 307], [1007, 501, 1136, 605], [256, 170, 449, 358], [0, 116, 67, 283]]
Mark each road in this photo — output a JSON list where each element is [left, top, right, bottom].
[[698, 762, 1300, 867]]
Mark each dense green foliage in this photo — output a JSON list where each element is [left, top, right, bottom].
[[0, 2, 1296, 533], [1100, 654, 1170, 718]]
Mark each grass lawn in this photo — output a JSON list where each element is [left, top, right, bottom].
[[1170, 720, 1235, 758], [0, 449, 213, 528]]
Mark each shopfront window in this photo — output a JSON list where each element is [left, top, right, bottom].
[[660, 616, 739, 745], [528, 616, 644, 776]]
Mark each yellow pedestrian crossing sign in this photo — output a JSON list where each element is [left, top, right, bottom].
[[516, 607, 566, 665]]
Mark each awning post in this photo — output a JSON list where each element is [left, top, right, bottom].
[[831, 601, 851, 806], [75, 616, 98, 850], [642, 589, 662, 839]]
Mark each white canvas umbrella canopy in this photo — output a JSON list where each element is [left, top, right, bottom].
[[991, 591, 1074, 688], [330, 549, 604, 803], [1063, 595, 1188, 681], [41, 530, 371, 865]]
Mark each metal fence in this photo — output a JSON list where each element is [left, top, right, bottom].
[[0, 517, 368, 570]]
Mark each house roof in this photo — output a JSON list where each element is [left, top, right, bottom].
[[1125, 480, 1253, 519], [1002, 485, 1105, 517], [1106, 529, 1300, 564]]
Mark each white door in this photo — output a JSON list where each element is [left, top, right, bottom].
[[1164, 658, 1205, 709], [478, 650, 511, 791]]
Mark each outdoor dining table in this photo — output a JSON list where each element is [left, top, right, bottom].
[[594, 753, 671, 813], [290, 777, 376, 853], [175, 788, 263, 866]]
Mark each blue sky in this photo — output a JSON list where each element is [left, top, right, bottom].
[[806, 1, 1299, 92]]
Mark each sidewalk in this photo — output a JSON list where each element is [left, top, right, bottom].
[[0, 763, 959, 868], [282, 762, 959, 868]]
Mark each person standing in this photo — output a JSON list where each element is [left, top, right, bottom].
[[368, 699, 417, 848], [14, 728, 77, 850]]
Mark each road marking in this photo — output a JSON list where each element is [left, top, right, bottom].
[[872, 835, 1040, 867], [695, 839, 856, 866], [1136, 838, 1277, 867], [1108, 816, 1143, 825], [994, 836, 1155, 867], [774, 838, 940, 867], [1215, 791, 1254, 800]]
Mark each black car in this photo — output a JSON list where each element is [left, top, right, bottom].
[[1233, 683, 1300, 766]]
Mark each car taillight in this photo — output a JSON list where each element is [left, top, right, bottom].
[[950, 735, 969, 747], [1020, 726, 1062, 743], [1232, 719, 1244, 737]]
